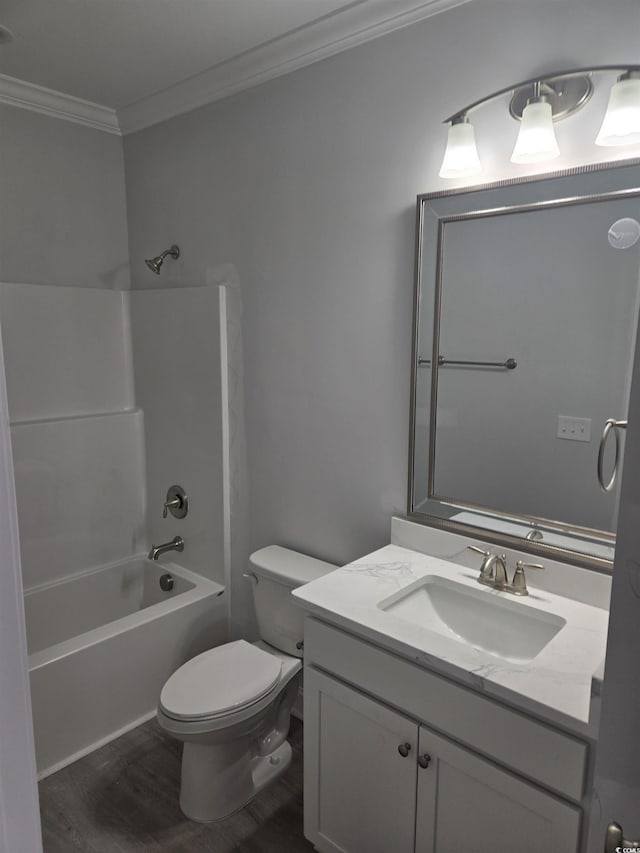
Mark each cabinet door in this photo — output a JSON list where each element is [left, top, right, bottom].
[[415, 726, 581, 853], [304, 667, 418, 853]]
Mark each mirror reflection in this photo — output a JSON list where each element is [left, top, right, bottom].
[[410, 162, 640, 567]]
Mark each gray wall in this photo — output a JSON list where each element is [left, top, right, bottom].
[[123, 0, 640, 637], [0, 106, 129, 289]]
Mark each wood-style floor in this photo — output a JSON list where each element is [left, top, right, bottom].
[[38, 717, 314, 853]]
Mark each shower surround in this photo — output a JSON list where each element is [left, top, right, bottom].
[[0, 282, 227, 776]]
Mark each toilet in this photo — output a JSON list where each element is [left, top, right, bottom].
[[157, 545, 336, 822]]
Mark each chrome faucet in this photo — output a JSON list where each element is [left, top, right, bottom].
[[148, 535, 184, 561], [525, 526, 544, 542], [468, 545, 508, 587], [467, 546, 544, 596]]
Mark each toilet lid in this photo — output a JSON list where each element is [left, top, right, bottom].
[[159, 640, 283, 721]]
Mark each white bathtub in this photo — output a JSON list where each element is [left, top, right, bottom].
[[25, 556, 226, 777]]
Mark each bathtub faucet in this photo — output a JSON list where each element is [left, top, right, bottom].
[[148, 536, 184, 561]]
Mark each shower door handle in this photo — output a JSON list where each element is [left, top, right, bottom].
[[597, 419, 628, 493]]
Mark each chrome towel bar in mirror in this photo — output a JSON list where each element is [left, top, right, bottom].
[[418, 356, 517, 370]]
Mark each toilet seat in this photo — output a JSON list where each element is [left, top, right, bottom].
[[160, 640, 283, 722]]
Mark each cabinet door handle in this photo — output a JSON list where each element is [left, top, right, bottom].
[[418, 753, 431, 769], [397, 742, 412, 758]]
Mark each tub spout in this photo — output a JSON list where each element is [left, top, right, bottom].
[[148, 536, 184, 561]]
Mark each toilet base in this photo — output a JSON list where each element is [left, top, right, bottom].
[[251, 739, 292, 793], [179, 739, 293, 822]]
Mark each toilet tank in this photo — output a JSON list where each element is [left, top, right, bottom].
[[248, 546, 336, 657]]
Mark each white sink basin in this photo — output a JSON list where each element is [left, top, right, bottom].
[[377, 575, 566, 662]]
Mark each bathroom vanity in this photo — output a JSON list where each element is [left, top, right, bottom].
[[291, 159, 635, 852], [293, 518, 610, 853]]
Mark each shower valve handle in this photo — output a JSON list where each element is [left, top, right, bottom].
[[162, 486, 188, 520], [163, 497, 181, 519]]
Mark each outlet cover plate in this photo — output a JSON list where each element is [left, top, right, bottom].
[[557, 416, 591, 442]]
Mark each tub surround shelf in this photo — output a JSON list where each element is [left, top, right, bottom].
[[293, 543, 609, 737]]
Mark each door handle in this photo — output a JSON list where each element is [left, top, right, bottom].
[[605, 821, 640, 852]]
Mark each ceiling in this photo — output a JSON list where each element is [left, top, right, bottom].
[[0, 0, 358, 109], [0, 0, 469, 132]]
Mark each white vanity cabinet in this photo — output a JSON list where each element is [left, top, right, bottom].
[[413, 726, 580, 853], [304, 668, 417, 853], [303, 618, 584, 853]]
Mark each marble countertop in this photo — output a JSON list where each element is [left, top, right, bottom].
[[293, 543, 609, 737]]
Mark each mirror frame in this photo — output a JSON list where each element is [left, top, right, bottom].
[[408, 158, 640, 573]]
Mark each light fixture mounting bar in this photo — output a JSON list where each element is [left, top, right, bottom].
[[509, 75, 593, 122], [444, 65, 640, 125]]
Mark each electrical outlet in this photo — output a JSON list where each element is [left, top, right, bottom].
[[557, 416, 591, 442]]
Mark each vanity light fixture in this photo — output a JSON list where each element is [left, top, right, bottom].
[[439, 66, 640, 178], [438, 115, 482, 178], [596, 71, 640, 147], [510, 83, 559, 164]]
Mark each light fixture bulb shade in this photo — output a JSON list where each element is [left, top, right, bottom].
[[510, 100, 560, 164], [438, 121, 482, 179], [596, 77, 640, 146]]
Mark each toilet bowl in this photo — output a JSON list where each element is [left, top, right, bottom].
[[157, 546, 336, 822]]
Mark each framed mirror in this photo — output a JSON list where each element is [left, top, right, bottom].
[[408, 159, 640, 571]]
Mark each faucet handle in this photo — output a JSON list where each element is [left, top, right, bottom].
[[517, 560, 545, 570], [511, 560, 545, 596], [467, 545, 491, 557]]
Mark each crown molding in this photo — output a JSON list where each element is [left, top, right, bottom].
[[0, 0, 470, 137], [118, 0, 471, 135], [0, 73, 121, 135]]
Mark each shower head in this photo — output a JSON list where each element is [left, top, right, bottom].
[[144, 244, 180, 274], [145, 256, 163, 275]]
